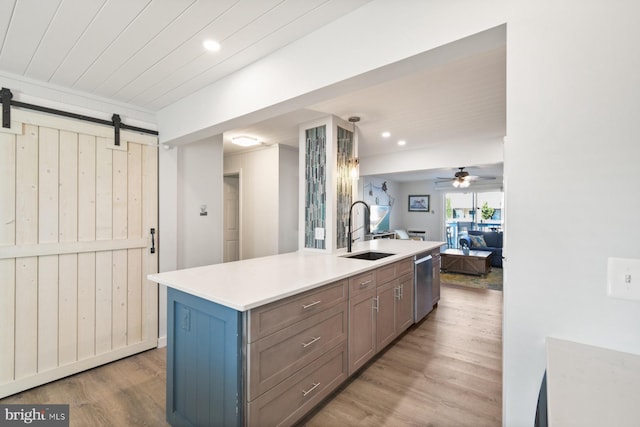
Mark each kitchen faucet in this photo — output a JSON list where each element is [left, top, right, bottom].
[[347, 200, 370, 253]]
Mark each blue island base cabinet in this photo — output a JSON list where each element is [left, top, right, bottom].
[[167, 288, 243, 427]]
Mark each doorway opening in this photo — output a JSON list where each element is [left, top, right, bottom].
[[444, 190, 504, 249]]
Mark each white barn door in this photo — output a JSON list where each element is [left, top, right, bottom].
[[0, 110, 158, 398]]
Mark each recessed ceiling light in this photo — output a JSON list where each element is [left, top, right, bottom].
[[231, 136, 260, 147], [381, 131, 391, 138], [398, 140, 406, 146], [203, 39, 221, 52]]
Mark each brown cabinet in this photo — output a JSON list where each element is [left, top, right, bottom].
[[396, 272, 414, 332], [246, 255, 420, 425], [247, 280, 348, 426], [247, 342, 348, 427], [248, 280, 347, 342], [348, 258, 415, 375], [375, 278, 398, 351], [348, 270, 378, 374]]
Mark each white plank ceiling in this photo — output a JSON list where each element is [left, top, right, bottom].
[[0, 0, 370, 110], [0, 0, 505, 180]]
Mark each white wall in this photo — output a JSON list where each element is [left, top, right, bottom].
[[224, 145, 283, 259], [398, 181, 443, 241], [505, 1, 640, 425], [278, 145, 299, 254], [177, 136, 224, 268]]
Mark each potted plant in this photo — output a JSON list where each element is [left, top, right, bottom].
[[480, 202, 495, 223]]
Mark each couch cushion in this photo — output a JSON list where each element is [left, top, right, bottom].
[[469, 230, 502, 247], [469, 234, 487, 248]]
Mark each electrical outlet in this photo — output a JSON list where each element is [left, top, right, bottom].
[[315, 227, 325, 240], [607, 257, 640, 302]]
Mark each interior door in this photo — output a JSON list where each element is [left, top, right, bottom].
[[223, 174, 240, 262], [0, 110, 158, 398]]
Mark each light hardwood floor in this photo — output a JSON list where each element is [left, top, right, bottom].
[[1, 284, 502, 427]]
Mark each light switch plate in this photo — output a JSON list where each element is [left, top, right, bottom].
[[607, 257, 640, 301], [314, 227, 325, 240]]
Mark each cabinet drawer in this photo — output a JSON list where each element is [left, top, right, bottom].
[[248, 280, 347, 342], [247, 342, 348, 427], [248, 302, 347, 400], [376, 262, 396, 284], [349, 270, 376, 296], [396, 257, 413, 277]]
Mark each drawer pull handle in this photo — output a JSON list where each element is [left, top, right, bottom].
[[302, 382, 321, 397], [301, 336, 321, 348], [302, 300, 321, 309], [359, 279, 372, 288]]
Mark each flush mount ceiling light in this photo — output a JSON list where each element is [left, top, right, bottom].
[[397, 140, 406, 146], [381, 131, 391, 138], [231, 136, 260, 147], [203, 39, 221, 52]]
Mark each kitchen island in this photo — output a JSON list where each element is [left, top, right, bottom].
[[148, 239, 443, 427]]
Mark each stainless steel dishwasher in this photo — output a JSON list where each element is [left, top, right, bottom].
[[414, 251, 434, 322]]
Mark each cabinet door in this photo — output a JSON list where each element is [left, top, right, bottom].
[[376, 279, 397, 350], [396, 273, 414, 333], [348, 287, 376, 375], [432, 253, 441, 305]]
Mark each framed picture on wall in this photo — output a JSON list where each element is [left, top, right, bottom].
[[408, 195, 430, 212]]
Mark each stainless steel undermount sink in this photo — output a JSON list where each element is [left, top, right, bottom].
[[343, 251, 395, 261]]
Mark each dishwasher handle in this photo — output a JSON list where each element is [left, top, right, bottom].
[[414, 254, 432, 264]]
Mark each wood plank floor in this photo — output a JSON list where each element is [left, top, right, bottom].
[[1, 283, 502, 427], [1, 348, 169, 426]]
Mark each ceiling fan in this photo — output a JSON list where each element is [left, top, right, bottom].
[[436, 167, 496, 188]]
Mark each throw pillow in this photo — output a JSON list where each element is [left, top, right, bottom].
[[469, 234, 487, 248]]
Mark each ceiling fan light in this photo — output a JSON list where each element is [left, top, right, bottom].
[[231, 136, 260, 147]]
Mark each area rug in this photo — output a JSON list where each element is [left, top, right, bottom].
[[440, 267, 503, 291]]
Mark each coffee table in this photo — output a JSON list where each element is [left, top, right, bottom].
[[441, 249, 492, 275]]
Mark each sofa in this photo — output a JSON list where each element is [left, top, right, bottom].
[[459, 230, 503, 268]]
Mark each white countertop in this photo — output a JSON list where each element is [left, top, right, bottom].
[[148, 239, 444, 311]]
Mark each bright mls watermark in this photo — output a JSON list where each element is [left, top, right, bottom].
[[0, 405, 68, 427]]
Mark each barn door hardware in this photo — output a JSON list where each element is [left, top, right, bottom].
[[150, 228, 156, 254], [112, 114, 122, 146], [1, 87, 12, 128], [0, 87, 158, 144]]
